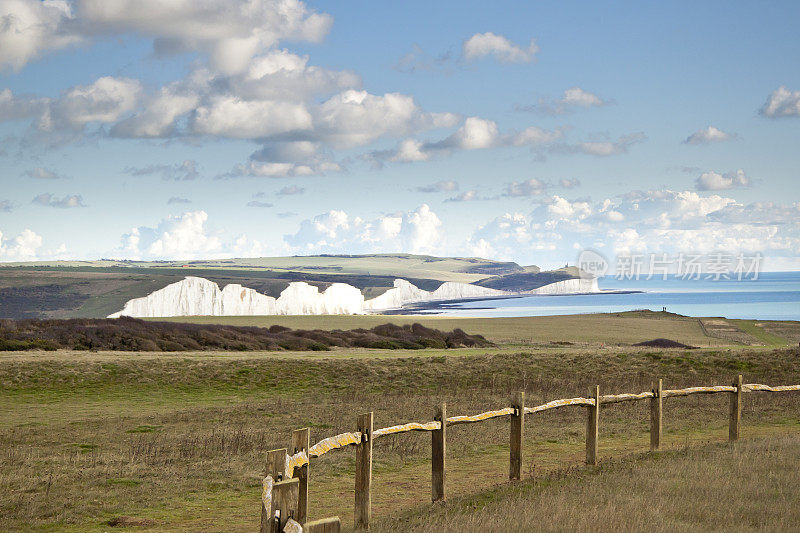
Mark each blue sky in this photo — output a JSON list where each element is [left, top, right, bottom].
[[0, 0, 798, 270]]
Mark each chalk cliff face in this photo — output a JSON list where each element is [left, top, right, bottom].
[[107, 275, 599, 318], [524, 278, 599, 295]]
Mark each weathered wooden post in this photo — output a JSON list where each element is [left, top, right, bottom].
[[729, 374, 742, 441], [510, 391, 524, 480], [261, 448, 288, 533], [355, 412, 373, 530], [292, 428, 310, 524], [270, 478, 300, 533], [586, 385, 600, 465], [304, 516, 341, 533], [432, 403, 446, 502], [650, 379, 662, 451]]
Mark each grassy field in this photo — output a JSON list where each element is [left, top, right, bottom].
[[1, 314, 799, 532], [372, 433, 800, 532]]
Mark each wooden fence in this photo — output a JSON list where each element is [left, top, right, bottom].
[[259, 376, 800, 532]]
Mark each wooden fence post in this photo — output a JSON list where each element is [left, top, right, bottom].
[[510, 391, 524, 480], [729, 374, 742, 442], [355, 412, 373, 530], [292, 428, 310, 524], [650, 379, 662, 451], [304, 516, 341, 533], [586, 385, 600, 465], [432, 403, 446, 502], [270, 478, 300, 533], [261, 448, 288, 533]]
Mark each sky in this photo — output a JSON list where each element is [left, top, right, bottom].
[[0, 0, 799, 271]]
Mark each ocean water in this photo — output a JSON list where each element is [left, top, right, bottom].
[[414, 272, 800, 321]]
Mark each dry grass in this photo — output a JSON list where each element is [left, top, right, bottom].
[[374, 433, 800, 532], [1, 343, 799, 531]]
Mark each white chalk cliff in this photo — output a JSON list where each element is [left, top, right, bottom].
[[107, 275, 599, 318]]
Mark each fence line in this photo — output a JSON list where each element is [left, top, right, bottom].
[[261, 378, 800, 531]]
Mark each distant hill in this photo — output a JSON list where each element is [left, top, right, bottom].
[[0, 254, 581, 319]]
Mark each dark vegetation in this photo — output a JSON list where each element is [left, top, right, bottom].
[[0, 317, 493, 352], [634, 338, 697, 349]]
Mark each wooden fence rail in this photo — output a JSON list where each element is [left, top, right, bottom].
[[260, 376, 800, 531]]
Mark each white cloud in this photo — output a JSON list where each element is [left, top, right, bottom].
[[759, 86, 800, 118], [111, 84, 199, 138], [463, 32, 538, 63], [167, 196, 191, 205], [79, 0, 332, 75], [118, 210, 224, 260], [370, 117, 560, 164], [25, 167, 67, 179], [32, 193, 85, 208], [0, 88, 47, 122], [125, 160, 199, 181], [682, 126, 733, 145], [38, 76, 142, 132], [316, 89, 458, 148], [227, 49, 360, 101], [555, 132, 646, 157], [523, 87, 607, 115], [285, 204, 443, 254], [467, 189, 800, 266], [695, 169, 750, 191], [277, 185, 304, 196], [0, 0, 81, 70], [445, 190, 485, 202], [192, 96, 312, 139], [0, 200, 14, 212], [233, 159, 341, 178], [503, 179, 548, 197], [0, 228, 43, 260], [559, 178, 580, 189], [416, 180, 459, 193]]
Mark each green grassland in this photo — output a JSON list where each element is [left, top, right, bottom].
[[1, 311, 800, 531]]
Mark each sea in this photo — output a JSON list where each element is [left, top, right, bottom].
[[413, 271, 800, 321]]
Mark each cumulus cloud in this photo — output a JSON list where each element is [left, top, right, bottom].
[[32, 193, 85, 208], [125, 160, 199, 181], [0, 0, 81, 70], [503, 178, 548, 197], [117, 210, 224, 260], [0, 228, 43, 261], [370, 117, 561, 164], [520, 87, 607, 115], [37, 77, 142, 133], [0, 88, 47, 122], [463, 32, 538, 63], [682, 126, 734, 145], [468, 189, 800, 266], [759, 86, 800, 118], [316, 89, 458, 149], [695, 169, 750, 191], [559, 178, 580, 189], [231, 159, 341, 178], [285, 204, 443, 254], [0, 200, 15, 212], [25, 167, 67, 179], [1, 0, 331, 73], [416, 180, 459, 193]]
